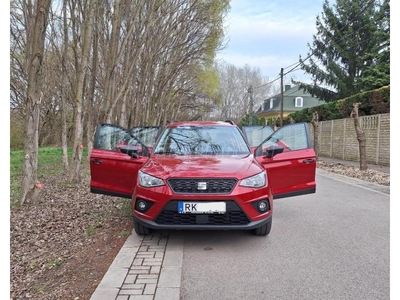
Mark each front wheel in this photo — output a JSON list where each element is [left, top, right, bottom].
[[134, 221, 151, 235], [252, 219, 272, 236]]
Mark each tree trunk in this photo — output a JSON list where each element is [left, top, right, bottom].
[[68, 0, 95, 183], [61, 0, 69, 170], [86, 5, 99, 161], [351, 103, 367, 170], [20, 0, 51, 205], [311, 111, 319, 160]]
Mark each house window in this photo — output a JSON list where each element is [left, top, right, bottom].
[[295, 97, 303, 107], [270, 98, 274, 109]]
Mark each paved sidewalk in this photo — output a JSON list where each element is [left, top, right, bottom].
[[90, 231, 183, 300]]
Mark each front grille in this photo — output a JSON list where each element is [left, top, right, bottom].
[[167, 178, 237, 194], [155, 200, 250, 225]]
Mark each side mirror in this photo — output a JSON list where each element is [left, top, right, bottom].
[[119, 145, 139, 158], [263, 144, 284, 158]]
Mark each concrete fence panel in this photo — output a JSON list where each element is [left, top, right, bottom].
[[309, 113, 390, 166]]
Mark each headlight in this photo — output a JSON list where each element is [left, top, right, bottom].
[[240, 171, 267, 188], [139, 170, 165, 187]]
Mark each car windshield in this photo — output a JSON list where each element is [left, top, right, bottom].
[[153, 126, 250, 155]]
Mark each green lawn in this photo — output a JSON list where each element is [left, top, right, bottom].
[[10, 147, 88, 204]]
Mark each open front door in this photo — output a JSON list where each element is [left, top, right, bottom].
[[90, 124, 150, 199], [254, 123, 316, 199], [241, 125, 274, 152]]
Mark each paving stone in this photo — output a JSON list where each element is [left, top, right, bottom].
[[162, 251, 183, 267], [129, 269, 150, 275], [139, 245, 149, 252], [148, 246, 166, 251], [123, 274, 137, 284], [137, 274, 159, 279], [133, 258, 144, 265], [154, 287, 180, 300], [150, 266, 161, 274], [121, 283, 145, 290], [136, 278, 158, 284], [157, 267, 181, 288], [136, 252, 155, 258], [143, 257, 163, 262], [119, 289, 143, 295], [130, 265, 151, 270], [129, 296, 154, 300], [143, 283, 157, 295], [142, 261, 162, 266]]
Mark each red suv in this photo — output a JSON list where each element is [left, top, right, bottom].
[[90, 121, 316, 236]]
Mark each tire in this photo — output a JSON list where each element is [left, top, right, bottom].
[[252, 219, 272, 236], [134, 221, 151, 235]]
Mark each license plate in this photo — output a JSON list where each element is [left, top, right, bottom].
[[178, 202, 226, 214]]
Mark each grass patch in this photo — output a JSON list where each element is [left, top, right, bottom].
[[45, 258, 62, 268], [118, 230, 131, 237], [117, 199, 133, 218], [86, 224, 96, 237], [10, 147, 88, 202], [29, 261, 38, 270]]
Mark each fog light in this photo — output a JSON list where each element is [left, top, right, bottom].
[[137, 200, 147, 211], [258, 201, 268, 212], [134, 198, 154, 213]]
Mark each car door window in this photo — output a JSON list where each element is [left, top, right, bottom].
[[256, 123, 311, 156], [95, 124, 144, 151], [241, 126, 274, 148], [130, 126, 162, 148]]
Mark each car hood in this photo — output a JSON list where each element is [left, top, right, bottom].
[[141, 154, 263, 179]]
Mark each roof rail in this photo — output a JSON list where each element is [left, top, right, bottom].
[[224, 120, 235, 125]]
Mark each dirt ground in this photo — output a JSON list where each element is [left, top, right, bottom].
[[10, 168, 133, 300], [9, 159, 389, 300]]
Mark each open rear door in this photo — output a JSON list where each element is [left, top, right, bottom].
[[90, 124, 150, 199], [254, 123, 316, 199]]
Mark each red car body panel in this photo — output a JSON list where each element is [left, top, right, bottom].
[[256, 148, 316, 198], [142, 155, 262, 178], [133, 182, 273, 224], [90, 148, 148, 198]]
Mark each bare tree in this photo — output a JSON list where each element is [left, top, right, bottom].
[[210, 61, 272, 122], [350, 102, 367, 170], [19, 0, 52, 205], [311, 111, 319, 159], [68, 0, 96, 183], [60, 0, 70, 169]]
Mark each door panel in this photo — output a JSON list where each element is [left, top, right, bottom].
[[90, 124, 150, 198], [255, 123, 316, 199]]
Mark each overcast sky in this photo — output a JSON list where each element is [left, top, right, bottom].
[[216, 0, 326, 83]]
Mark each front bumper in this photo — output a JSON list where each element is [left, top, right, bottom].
[[133, 213, 272, 230], [132, 182, 273, 230]]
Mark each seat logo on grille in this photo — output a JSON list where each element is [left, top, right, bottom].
[[197, 182, 207, 190]]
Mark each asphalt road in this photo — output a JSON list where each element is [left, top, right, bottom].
[[179, 169, 390, 300]]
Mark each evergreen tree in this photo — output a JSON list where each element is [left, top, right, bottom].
[[295, 0, 390, 102]]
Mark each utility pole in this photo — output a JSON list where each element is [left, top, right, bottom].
[[280, 68, 283, 127], [248, 86, 253, 125]]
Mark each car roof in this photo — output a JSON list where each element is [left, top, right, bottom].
[[166, 121, 236, 128]]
